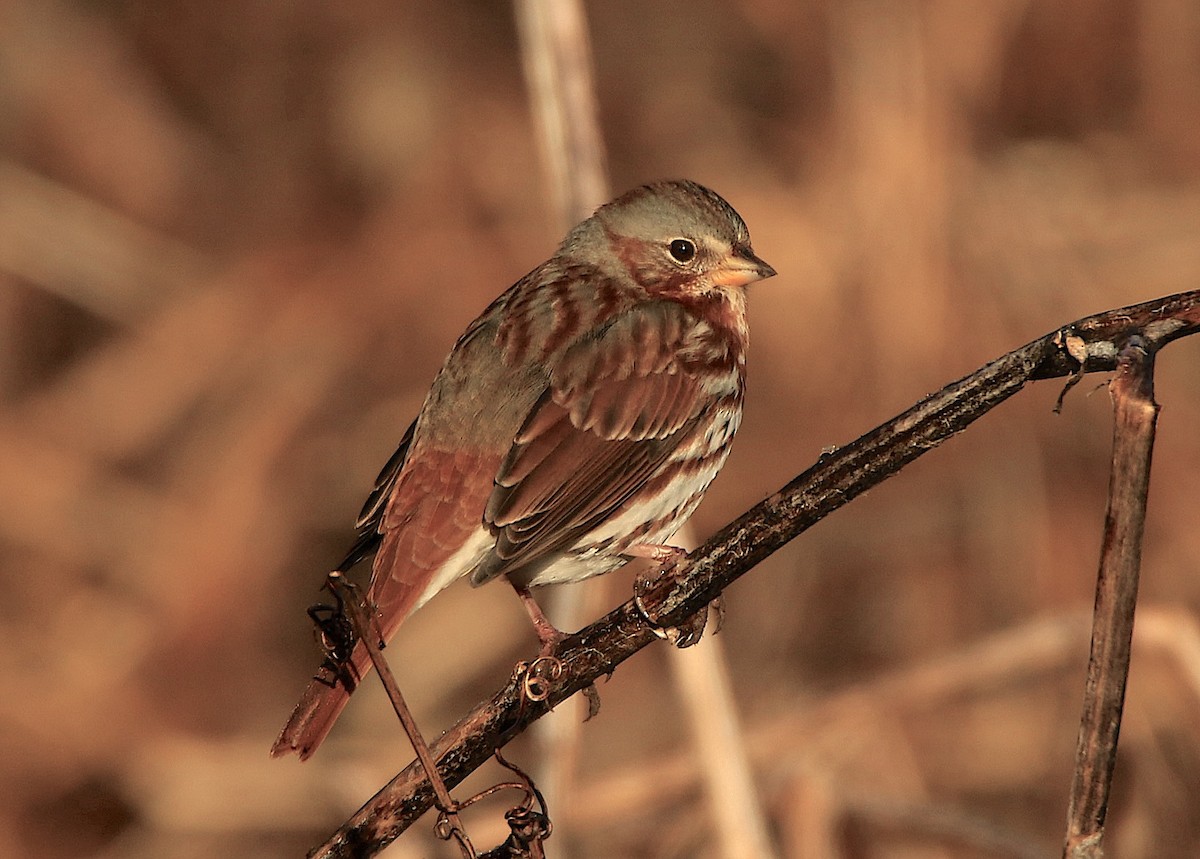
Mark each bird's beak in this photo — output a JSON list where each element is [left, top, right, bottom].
[[710, 244, 777, 288]]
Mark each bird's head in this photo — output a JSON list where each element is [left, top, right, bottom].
[[560, 180, 776, 303]]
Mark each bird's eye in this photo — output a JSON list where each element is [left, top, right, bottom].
[[668, 238, 696, 264]]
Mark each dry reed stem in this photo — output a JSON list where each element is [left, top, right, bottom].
[[514, 1, 610, 850], [511, 7, 778, 857], [669, 629, 780, 859], [0, 163, 206, 322], [514, 0, 609, 228], [1063, 339, 1159, 858], [516, 4, 780, 851]]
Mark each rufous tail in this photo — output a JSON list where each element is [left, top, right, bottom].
[[270, 642, 374, 760], [272, 537, 429, 760]]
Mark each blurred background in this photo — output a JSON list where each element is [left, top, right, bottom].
[[3, 0, 1200, 857]]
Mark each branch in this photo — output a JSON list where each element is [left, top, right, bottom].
[[312, 290, 1200, 859], [1063, 338, 1159, 857]]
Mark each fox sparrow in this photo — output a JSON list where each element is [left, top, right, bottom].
[[272, 180, 775, 759]]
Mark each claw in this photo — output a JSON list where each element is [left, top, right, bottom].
[[633, 567, 671, 640], [663, 609, 709, 648], [632, 550, 720, 649], [582, 684, 602, 721], [710, 594, 726, 636]]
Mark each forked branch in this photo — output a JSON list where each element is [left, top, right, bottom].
[[313, 289, 1200, 859]]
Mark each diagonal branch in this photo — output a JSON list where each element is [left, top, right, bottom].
[[312, 289, 1200, 859]]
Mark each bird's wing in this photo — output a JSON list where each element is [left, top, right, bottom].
[[473, 305, 721, 585], [336, 417, 417, 571]]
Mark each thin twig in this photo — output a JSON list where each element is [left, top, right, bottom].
[[311, 290, 1200, 859], [1062, 338, 1159, 858], [328, 572, 475, 857]]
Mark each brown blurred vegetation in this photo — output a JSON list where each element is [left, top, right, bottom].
[[3, 1, 1200, 857]]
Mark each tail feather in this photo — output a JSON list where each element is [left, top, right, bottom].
[[270, 644, 374, 760], [272, 534, 427, 760]]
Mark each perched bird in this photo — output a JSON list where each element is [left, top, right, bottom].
[[272, 180, 775, 759]]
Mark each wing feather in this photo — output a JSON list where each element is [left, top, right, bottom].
[[472, 303, 723, 585], [336, 418, 417, 571]]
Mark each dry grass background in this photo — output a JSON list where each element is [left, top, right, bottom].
[[3, 1, 1200, 857]]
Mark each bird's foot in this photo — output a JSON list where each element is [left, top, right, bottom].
[[514, 626, 567, 703], [507, 581, 575, 704], [511, 582, 568, 655], [509, 592, 605, 715], [631, 546, 721, 648]]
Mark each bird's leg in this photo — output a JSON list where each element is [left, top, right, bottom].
[[629, 543, 720, 648], [510, 581, 567, 654], [510, 581, 568, 703]]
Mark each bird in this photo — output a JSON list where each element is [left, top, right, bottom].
[[272, 179, 775, 760]]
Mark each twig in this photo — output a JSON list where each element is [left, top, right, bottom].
[[311, 290, 1200, 859], [327, 572, 475, 857], [1062, 338, 1159, 858]]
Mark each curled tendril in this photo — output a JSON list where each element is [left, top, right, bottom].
[[521, 655, 564, 702]]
